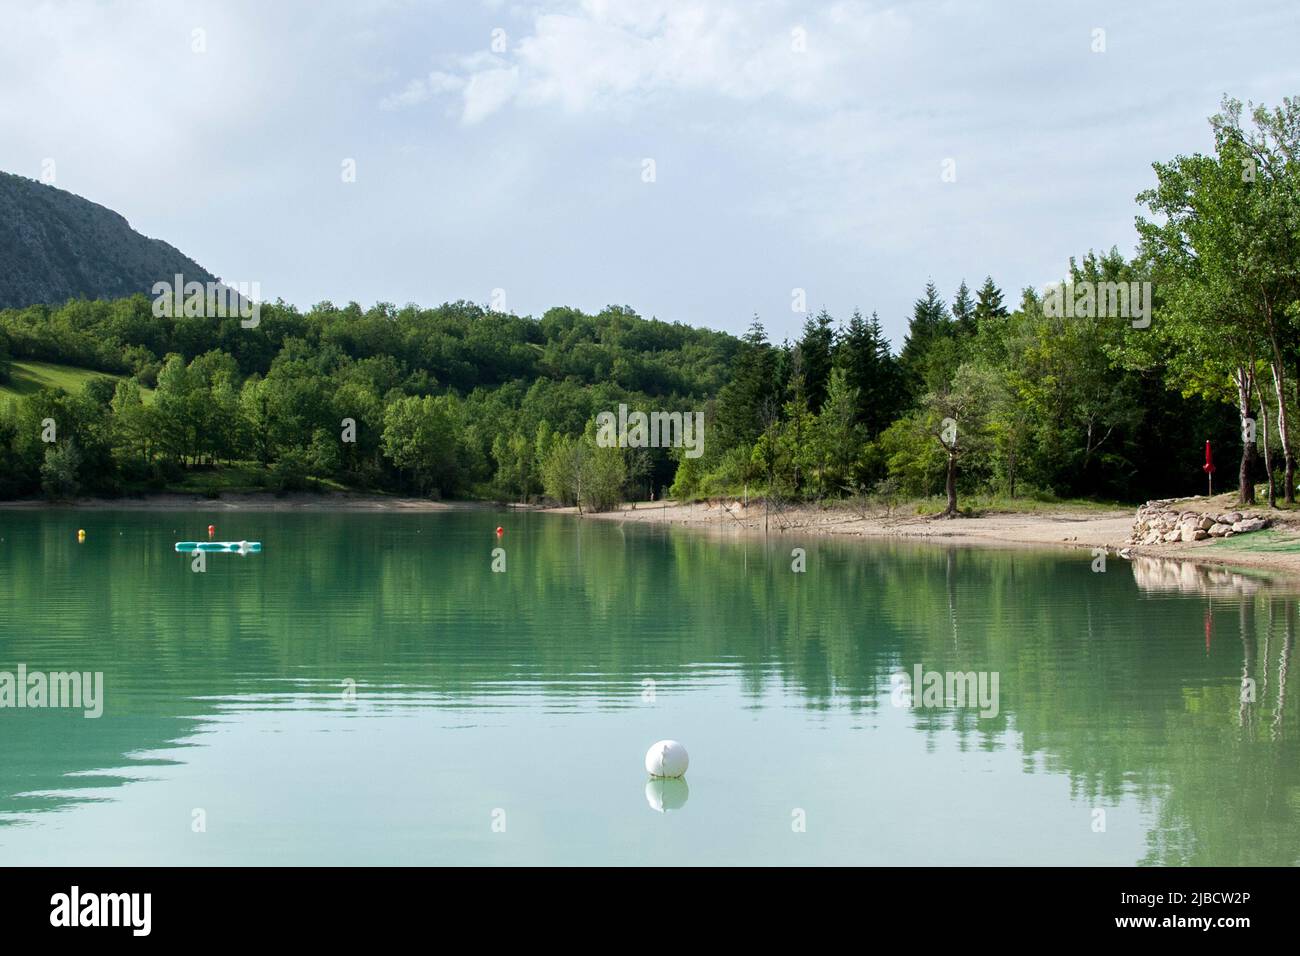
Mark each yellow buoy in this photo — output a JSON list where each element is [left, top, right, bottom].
[[77, 529, 86, 541]]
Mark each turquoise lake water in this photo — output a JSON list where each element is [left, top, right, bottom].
[[0, 508, 1296, 865]]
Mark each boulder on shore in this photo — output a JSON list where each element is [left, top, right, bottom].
[[1128, 498, 1271, 547]]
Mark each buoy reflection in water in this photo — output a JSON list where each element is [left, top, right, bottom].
[[645, 777, 690, 813]]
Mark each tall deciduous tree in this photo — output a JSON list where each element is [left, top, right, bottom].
[[1137, 96, 1300, 503], [382, 394, 457, 495], [924, 363, 996, 517]]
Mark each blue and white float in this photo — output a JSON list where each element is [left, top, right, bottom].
[[175, 541, 262, 555]]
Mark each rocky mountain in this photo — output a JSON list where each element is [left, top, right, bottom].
[[0, 171, 216, 310]]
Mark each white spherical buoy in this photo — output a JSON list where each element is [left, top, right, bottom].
[[645, 739, 689, 778]]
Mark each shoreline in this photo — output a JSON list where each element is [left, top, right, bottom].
[[0, 491, 508, 513], [551, 497, 1300, 581], [5, 490, 1300, 580]]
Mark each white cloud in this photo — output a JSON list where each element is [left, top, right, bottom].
[[388, 0, 911, 124], [381, 78, 436, 111], [463, 67, 522, 123], [380, 71, 467, 111]]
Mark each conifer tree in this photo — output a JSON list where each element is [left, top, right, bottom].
[[952, 280, 977, 338], [974, 276, 1008, 326], [714, 317, 778, 452], [796, 309, 836, 413], [898, 281, 953, 399]]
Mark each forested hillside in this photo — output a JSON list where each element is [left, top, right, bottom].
[[0, 297, 737, 501], [1, 97, 1296, 511]]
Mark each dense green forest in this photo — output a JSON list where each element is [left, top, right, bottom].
[[0, 297, 736, 503], [1, 96, 1297, 511]]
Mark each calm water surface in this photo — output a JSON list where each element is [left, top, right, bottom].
[[0, 509, 1296, 865]]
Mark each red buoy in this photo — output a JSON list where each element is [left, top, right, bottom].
[[496, 526, 504, 537], [208, 524, 216, 539]]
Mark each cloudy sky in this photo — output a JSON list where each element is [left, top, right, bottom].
[[1, 0, 1296, 346]]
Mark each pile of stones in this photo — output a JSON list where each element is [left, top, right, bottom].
[[1128, 499, 1270, 545]]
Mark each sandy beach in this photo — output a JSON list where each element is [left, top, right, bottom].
[[0, 492, 491, 513]]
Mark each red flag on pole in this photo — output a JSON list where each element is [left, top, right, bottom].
[[1203, 440, 1214, 496]]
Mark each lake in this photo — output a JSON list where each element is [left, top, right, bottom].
[[0, 508, 1296, 865]]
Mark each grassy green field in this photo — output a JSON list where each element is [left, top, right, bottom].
[[1208, 528, 1300, 553], [909, 493, 1129, 516], [0, 360, 152, 402]]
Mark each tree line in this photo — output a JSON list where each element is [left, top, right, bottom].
[[1, 96, 1296, 512], [673, 97, 1298, 514], [0, 300, 731, 504]]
